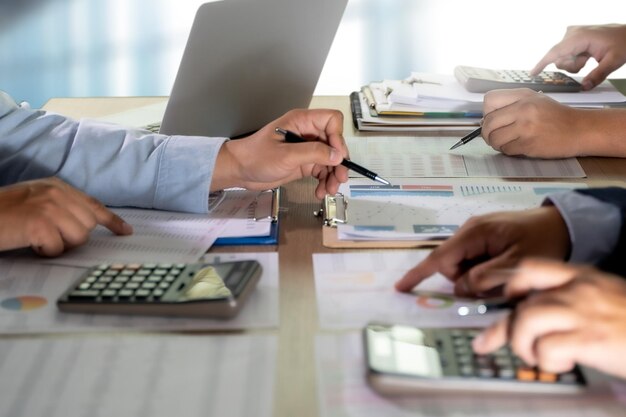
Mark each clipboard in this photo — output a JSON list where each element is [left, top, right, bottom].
[[319, 193, 442, 249], [214, 188, 280, 246]]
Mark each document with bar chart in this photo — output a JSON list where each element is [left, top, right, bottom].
[[337, 178, 583, 241]]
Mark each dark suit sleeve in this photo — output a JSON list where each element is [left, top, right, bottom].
[[575, 187, 626, 277]]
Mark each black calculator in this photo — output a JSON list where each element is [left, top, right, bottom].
[[57, 260, 261, 318], [364, 323, 585, 395], [454, 65, 582, 93]]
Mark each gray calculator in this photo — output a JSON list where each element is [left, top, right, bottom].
[[57, 260, 261, 318], [454, 65, 582, 93], [364, 323, 586, 395]]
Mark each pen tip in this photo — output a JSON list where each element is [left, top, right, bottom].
[[449, 142, 461, 150], [376, 176, 391, 186]]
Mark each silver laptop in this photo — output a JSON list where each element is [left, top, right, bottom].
[[152, 0, 347, 138]]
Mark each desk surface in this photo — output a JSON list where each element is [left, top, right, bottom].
[[43, 95, 626, 417]]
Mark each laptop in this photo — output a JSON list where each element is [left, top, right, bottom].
[[101, 0, 348, 138]]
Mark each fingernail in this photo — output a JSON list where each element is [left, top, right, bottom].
[[582, 80, 594, 90], [329, 148, 340, 163], [122, 222, 133, 234]]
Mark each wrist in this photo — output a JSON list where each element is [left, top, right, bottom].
[[210, 140, 244, 191]]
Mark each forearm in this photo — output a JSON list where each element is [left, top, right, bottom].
[[0, 96, 226, 213], [574, 108, 626, 157]]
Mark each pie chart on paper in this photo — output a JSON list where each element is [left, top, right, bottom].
[[1, 296, 48, 311]]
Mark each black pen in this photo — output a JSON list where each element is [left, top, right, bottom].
[[456, 296, 522, 316], [275, 127, 391, 185], [449, 126, 482, 150]]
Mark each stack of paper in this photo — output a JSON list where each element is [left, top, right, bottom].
[[352, 72, 626, 131]]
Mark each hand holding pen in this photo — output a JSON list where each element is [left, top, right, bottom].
[[276, 128, 391, 185]]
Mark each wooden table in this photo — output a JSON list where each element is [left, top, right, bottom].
[[43, 95, 626, 417]]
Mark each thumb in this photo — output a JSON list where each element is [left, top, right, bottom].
[[504, 258, 580, 298]]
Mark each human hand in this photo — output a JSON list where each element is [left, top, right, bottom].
[[211, 108, 349, 199], [482, 88, 593, 158], [395, 206, 570, 297], [473, 259, 626, 379], [531, 24, 626, 90], [0, 178, 132, 256]]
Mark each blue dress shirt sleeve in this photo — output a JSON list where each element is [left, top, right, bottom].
[[0, 90, 227, 213]]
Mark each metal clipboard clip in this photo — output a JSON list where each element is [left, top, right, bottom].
[[315, 193, 347, 227], [253, 188, 280, 223]]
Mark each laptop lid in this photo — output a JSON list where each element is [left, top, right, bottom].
[[159, 0, 348, 138]]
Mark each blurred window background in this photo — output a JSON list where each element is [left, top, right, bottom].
[[1, 0, 624, 108]]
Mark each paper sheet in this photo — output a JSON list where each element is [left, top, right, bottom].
[[313, 250, 505, 329], [316, 332, 623, 417], [395, 72, 626, 105], [0, 333, 276, 417], [347, 136, 586, 178], [0, 252, 278, 334], [6, 190, 258, 268], [336, 178, 582, 241]]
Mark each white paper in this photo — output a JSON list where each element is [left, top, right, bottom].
[[316, 332, 623, 417], [218, 189, 273, 238], [313, 250, 504, 329], [9, 190, 257, 268], [0, 252, 278, 334], [337, 178, 582, 241], [400, 72, 626, 105], [0, 333, 276, 417], [347, 136, 586, 178]]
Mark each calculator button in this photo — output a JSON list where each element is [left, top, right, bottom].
[[516, 367, 537, 381], [125, 282, 140, 289], [91, 270, 103, 276], [110, 264, 125, 270], [78, 283, 91, 290], [498, 368, 516, 379], [141, 282, 157, 289], [158, 263, 173, 269], [153, 269, 168, 275], [147, 275, 162, 282], [126, 264, 141, 270], [158, 282, 171, 289], [130, 276, 145, 283], [96, 264, 109, 270], [538, 371, 558, 383], [134, 289, 151, 298], [118, 289, 134, 298], [120, 270, 135, 276], [143, 263, 157, 269], [101, 289, 117, 298], [114, 276, 130, 283], [164, 275, 177, 282], [104, 270, 118, 276], [98, 276, 113, 283], [69, 290, 100, 299], [108, 282, 123, 290], [170, 269, 182, 276], [92, 283, 107, 290], [136, 269, 151, 276], [477, 367, 495, 378], [459, 364, 474, 376], [85, 276, 98, 283], [152, 289, 165, 298]]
